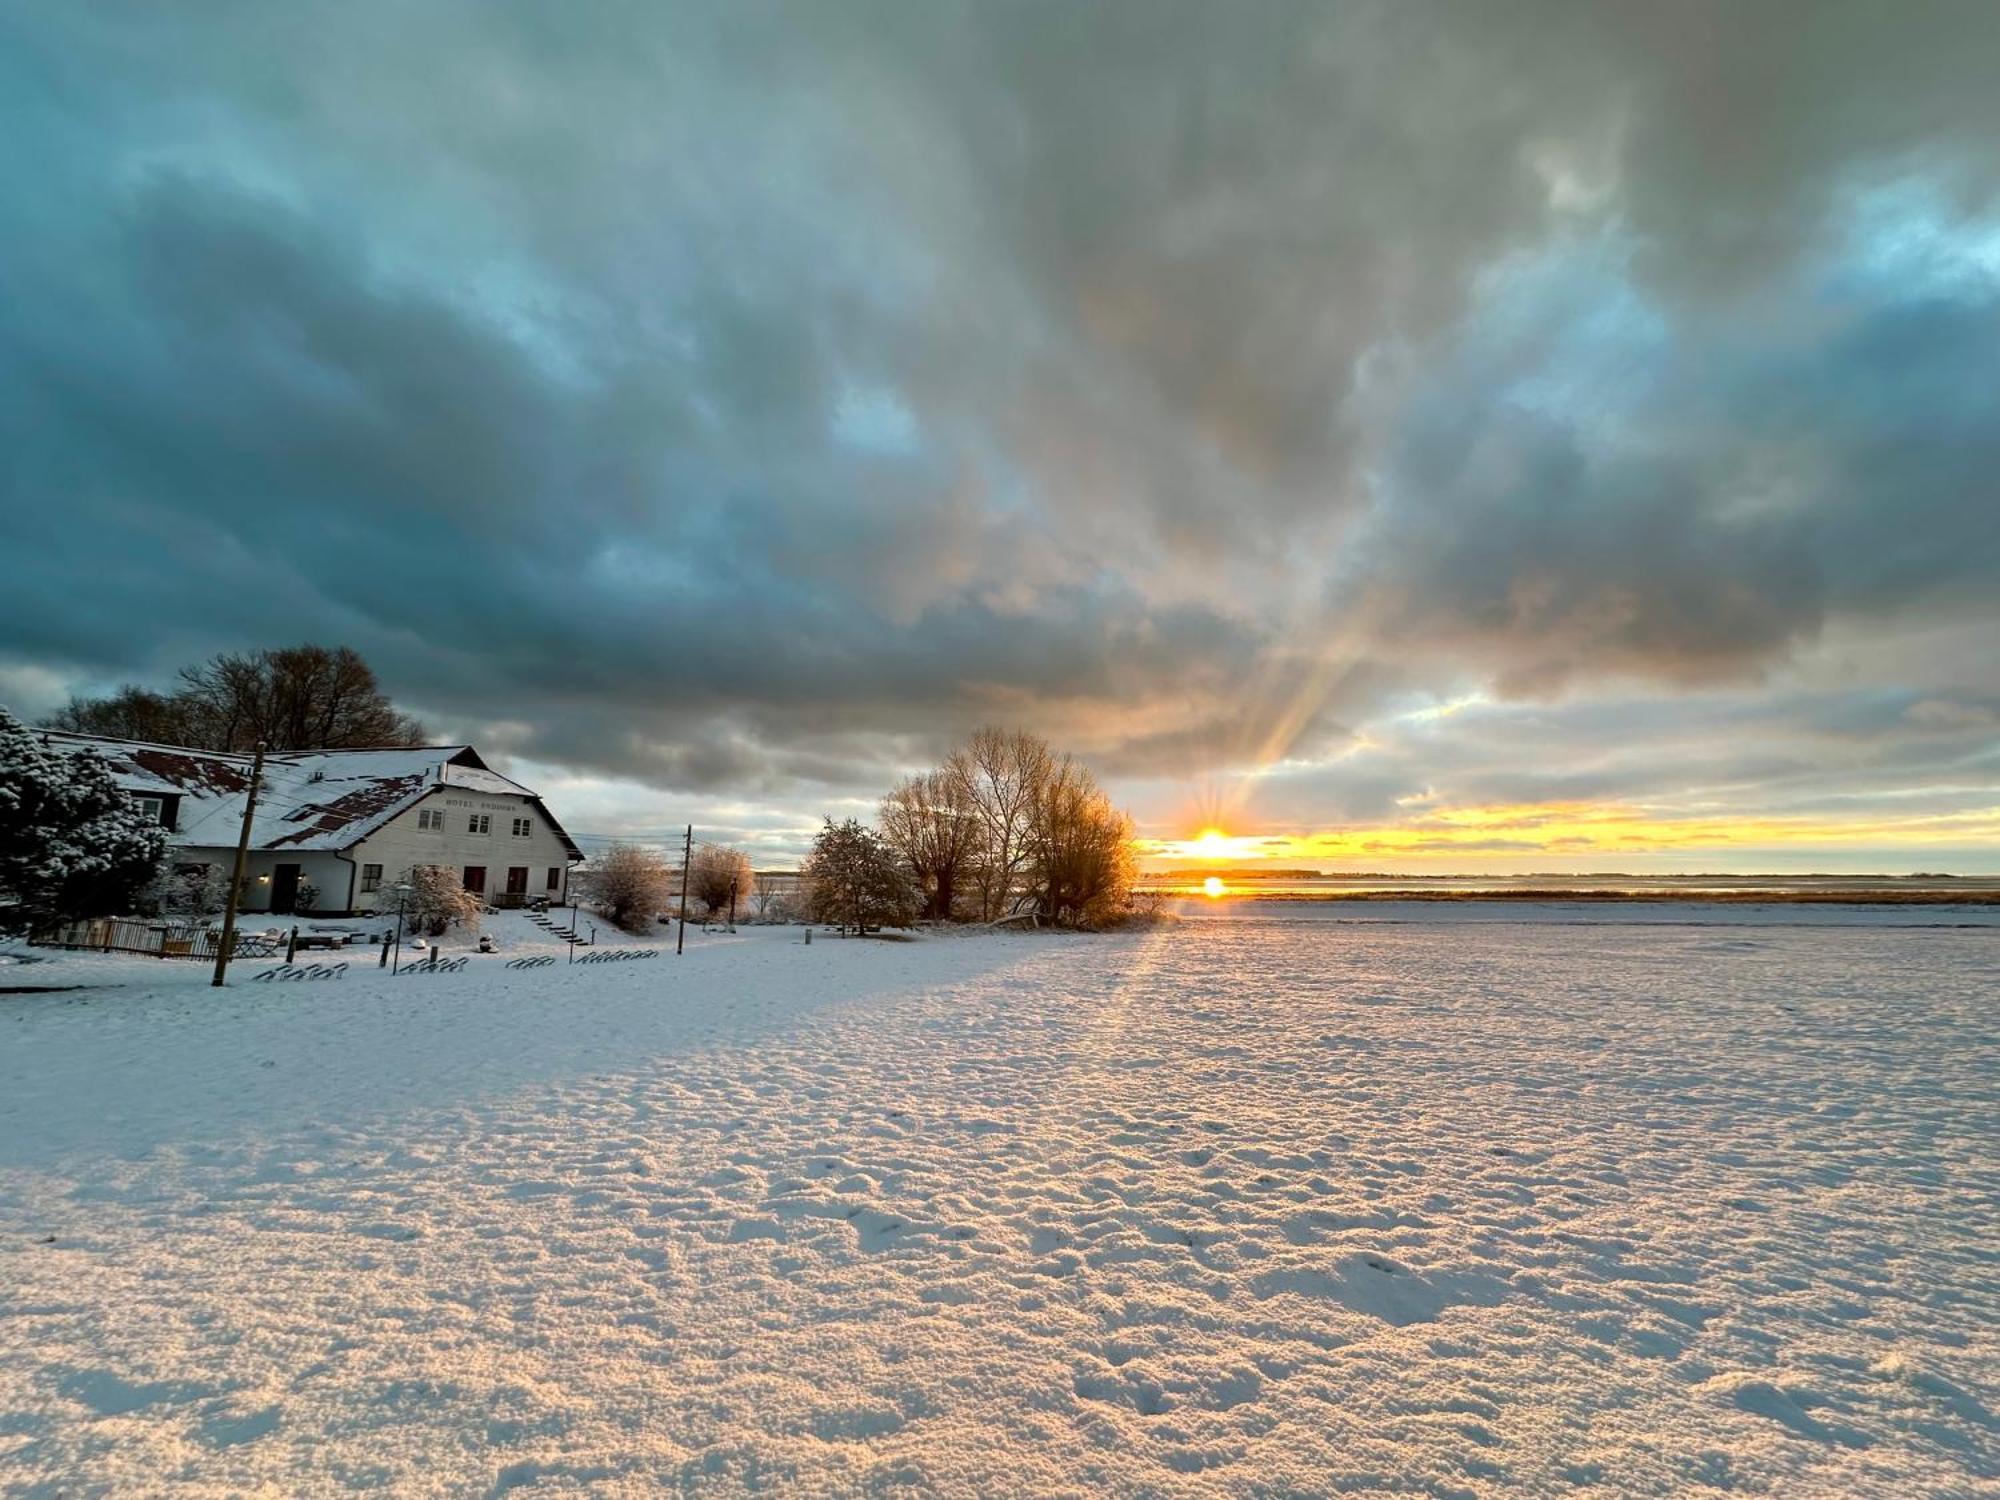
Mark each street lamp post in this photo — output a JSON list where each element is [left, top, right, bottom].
[[391, 880, 412, 974]]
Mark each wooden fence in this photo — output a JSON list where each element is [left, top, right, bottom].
[[32, 918, 247, 961]]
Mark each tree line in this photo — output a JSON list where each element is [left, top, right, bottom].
[[806, 726, 1137, 933], [574, 728, 1139, 939], [575, 840, 760, 934], [45, 644, 426, 752]]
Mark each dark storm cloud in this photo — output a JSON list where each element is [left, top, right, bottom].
[[2, 0, 1997, 828]]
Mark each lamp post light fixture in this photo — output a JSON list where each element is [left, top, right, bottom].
[[391, 880, 413, 975]]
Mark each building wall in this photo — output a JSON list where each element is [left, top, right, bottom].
[[349, 788, 574, 914], [163, 789, 575, 916], [166, 848, 357, 917]]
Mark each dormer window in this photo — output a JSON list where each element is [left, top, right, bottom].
[[133, 794, 164, 824]]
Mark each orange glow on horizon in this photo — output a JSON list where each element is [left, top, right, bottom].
[[1203, 875, 1227, 898], [1160, 827, 1267, 863], [1138, 799, 2000, 869]]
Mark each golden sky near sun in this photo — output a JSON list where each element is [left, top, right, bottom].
[[1143, 802, 2000, 868]]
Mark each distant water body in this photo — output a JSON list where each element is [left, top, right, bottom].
[[1142, 874, 2000, 927], [1141, 873, 1999, 900]]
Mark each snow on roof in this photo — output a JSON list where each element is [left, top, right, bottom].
[[36, 733, 582, 858]]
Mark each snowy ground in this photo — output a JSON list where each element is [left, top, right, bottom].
[[1, 907, 1995, 1496]]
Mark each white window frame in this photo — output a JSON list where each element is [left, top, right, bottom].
[[418, 807, 445, 832], [361, 863, 383, 893], [468, 813, 491, 835], [512, 816, 532, 837], [133, 794, 164, 822]]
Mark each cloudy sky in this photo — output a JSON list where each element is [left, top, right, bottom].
[[4, 1, 1998, 870]]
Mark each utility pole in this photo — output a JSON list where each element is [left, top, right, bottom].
[[676, 824, 692, 955], [210, 741, 267, 987]]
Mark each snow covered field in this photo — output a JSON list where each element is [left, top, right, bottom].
[[2, 907, 1995, 1495]]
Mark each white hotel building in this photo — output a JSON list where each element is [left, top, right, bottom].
[[39, 733, 584, 917]]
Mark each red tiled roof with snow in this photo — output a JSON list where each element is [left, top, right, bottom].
[[36, 734, 584, 860]]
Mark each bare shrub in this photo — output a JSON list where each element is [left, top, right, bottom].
[[579, 843, 671, 933]]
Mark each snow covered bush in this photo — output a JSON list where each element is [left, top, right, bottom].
[[579, 843, 671, 933], [0, 703, 167, 937], [139, 861, 228, 921], [803, 818, 916, 935], [399, 864, 482, 937]]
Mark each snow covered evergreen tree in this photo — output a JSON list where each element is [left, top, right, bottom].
[[803, 817, 917, 936], [0, 704, 168, 937]]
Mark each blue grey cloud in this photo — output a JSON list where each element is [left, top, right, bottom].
[[2, 1, 1997, 854]]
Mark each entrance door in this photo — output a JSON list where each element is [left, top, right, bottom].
[[505, 867, 529, 905], [270, 863, 302, 914], [462, 866, 487, 896]]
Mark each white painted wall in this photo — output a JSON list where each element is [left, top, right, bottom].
[[161, 849, 356, 916], [163, 789, 575, 915], [350, 789, 574, 914]]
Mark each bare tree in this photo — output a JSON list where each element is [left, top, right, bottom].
[[879, 768, 979, 921], [752, 871, 785, 919], [1024, 754, 1137, 928], [47, 643, 426, 752], [947, 726, 1053, 921], [688, 843, 754, 920], [183, 645, 427, 750], [579, 843, 672, 933], [46, 685, 203, 745]]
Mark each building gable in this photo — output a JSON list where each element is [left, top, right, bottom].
[[36, 733, 583, 860]]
